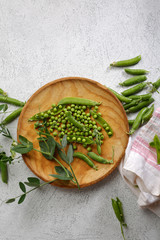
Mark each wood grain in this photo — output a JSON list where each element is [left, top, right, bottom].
[[17, 77, 129, 188]]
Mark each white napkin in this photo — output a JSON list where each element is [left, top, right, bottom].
[[119, 107, 160, 217]]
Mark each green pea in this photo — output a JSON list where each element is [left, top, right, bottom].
[[55, 117, 58, 120], [95, 106, 99, 110], [94, 114, 98, 119], [72, 137, 76, 141], [82, 138, 86, 143], [82, 106, 87, 110], [108, 132, 112, 136], [53, 107, 57, 112], [86, 113, 90, 117], [71, 108, 75, 112], [84, 120, 88, 124], [77, 137, 81, 142], [92, 121, 96, 125], [52, 104, 56, 107], [98, 126, 102, 131], [101, 135, 104, 140], [73, 145, 77, 150], [89, 136, 93, 139], [75, 106, 78, 109], [58, 127, 61, 131], [47, 110, 51, 114], [57, 123, 60, 126], [87, 147, 92, 152], [53, 132, 58, 136], [93, 125, 97, 129], [67, 137, 70, 141], [62, 119, 66, 124], [59, 105, 63, 109], [84, 132, 89, 136], [97, 113, 102, 116], [61, 124, 66, 129]]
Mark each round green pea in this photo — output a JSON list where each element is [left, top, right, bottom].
[[73, 145, 77, 150], [82, 138, 86, 143], [98, 126, 102, 131], [59, 105, 63, 109], [77, 137, 81, 142], [87, 147, 92, 152], [72, 137, 76, 141], [53, 107, 57, 112], [53, 132, 58, 136]]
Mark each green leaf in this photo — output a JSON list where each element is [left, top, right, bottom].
[[57, 148, 68, 163], [0, 104, 8, 112], [11, 135, 33, 154], [67, 145, 73, 163], [39, 136, 56, 160], [27, 177, 40, 185], [62, 135, 67, 148], [19, 182, 26, 193], [24, 182, 40, 187], [49, 174, 72, 181], [18, 194, 26, 204], [54, 166, 73, 179], [6, 198, 15, 203], [0, 125, 12, 139]]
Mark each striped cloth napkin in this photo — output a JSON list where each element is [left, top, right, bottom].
[[119, 107, 160, 217]]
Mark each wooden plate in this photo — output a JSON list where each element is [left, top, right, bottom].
[[17, 77, 129, 188]]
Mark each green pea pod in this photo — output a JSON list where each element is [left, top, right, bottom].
[[126, 98, 154, 113], [124, 68, 149, 75], [90, 110, 113, 137], [153, 135, 160, 164], [116, 197, 126, 225], [110, 55, 141, 67], [123, 100, 141, 110], [141, 104, 154, 124], [0, 161, 8, 183], [66, 111, 86, 131], [0, 96, 25, 107], [151, 78, 160, 93], [129, 107, 148, 135], [128, 93, 152, 101], [57, 97, 101, 106], [73, 152, 98, 170], [111, 199, 122, 222], [1, 107, 23, 125], [121, 82, 147, 97], [128, 119, 134, 126], [119, 75, 147, 86], [108, 88, 132, 103], [149, 141, 155, 148], [97, 145, 101, 155], [29, 105, 65, 121], [87, 151, 114, 164], [67, 135, 94, 145]]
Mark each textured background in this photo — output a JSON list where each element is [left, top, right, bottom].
[[0, 0, 160, 239]]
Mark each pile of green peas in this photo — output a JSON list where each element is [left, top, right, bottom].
[[34, 103, 104, 151]]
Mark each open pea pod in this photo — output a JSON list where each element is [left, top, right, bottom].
[[67, 135, 94, 145], [90, 110, 113, 137], [28, 105, 65, 121]]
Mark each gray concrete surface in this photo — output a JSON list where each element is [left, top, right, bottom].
[[0, 0, 160, 239]]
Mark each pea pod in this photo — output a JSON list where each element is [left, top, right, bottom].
[[1, 107, 23, 125], [126, 98, 154, 113], [128, 119, 134, 126], [119, 75, 147, 87], [121, 82, 147, 96], [73, 152, 98, 170], [90, 110, 113, 137], [0, 96, 25, 107], [0, 161, 8, 183], [57, 97, 101, 106], [151, 135, 160, 164], [67, 135, 94, 145], [128, 93, 152, 101], [108, 88, 132, 103], [29, 105, 65, 121], [123, 100, 141, 110], [129, 107, 148, 135], [124, 68, 149, 75], [112, 199, 122, 222], [66, 111, 86, 131], [110, 55, 141, 67], [151, 78, 160, 93], [87, 148, 114, 164], [141, 104, 154, 124]]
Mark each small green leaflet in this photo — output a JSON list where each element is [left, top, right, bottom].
[[0, 104, 8, 112], [67, 145, 73, 163], [6, 198, 15, 203], [24, 177, 40, 187], [0, 125, 12, 139], [19, 182, 26, 193], [39, 136, 56, 160], [18, 194, 26, 204], [50, 166, 73, 181], [61, 135, 67, 148], [11, 135, 33, 154]]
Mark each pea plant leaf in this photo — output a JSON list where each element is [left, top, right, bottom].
[[67, 144, 74, 163], [19, 182, 26, 193], [0, 125, 12, 139], [61, 135, 67, 149], [6, 198, 15, 204], [39, 136, 56, 160], [0, 151, 14, 164], [24, 177, 41, 187], [18, 194, 26, 204], [11, 135, 33, 154], [50, 166, 73, 181]]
